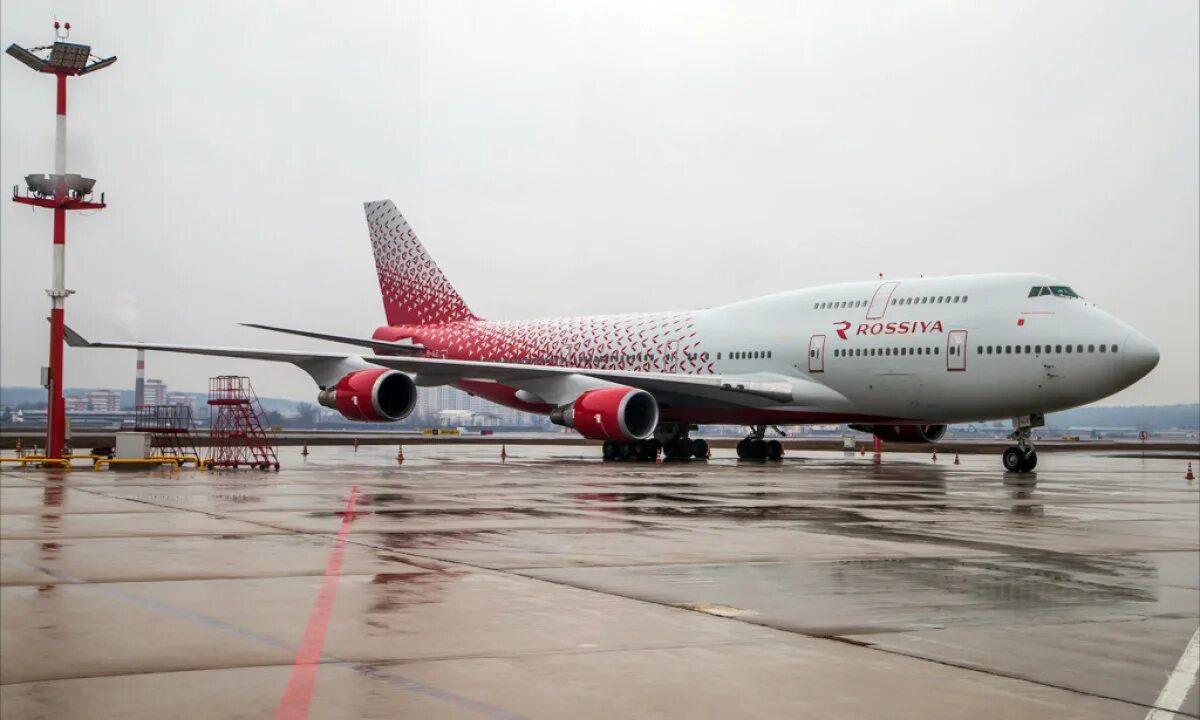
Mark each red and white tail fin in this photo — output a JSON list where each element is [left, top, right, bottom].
[[363, 200, 478, 326]]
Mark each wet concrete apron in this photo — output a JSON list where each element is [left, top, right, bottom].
[[2, 446, 1197, 719]]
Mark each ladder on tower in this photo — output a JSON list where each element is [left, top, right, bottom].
[[206, 376, 279, 470]]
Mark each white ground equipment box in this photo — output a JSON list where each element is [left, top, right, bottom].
[[114, 432, 151, 460]]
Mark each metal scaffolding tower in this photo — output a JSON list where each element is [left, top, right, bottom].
[[134, 404, 199, 460], [207, 376, 279, 470]]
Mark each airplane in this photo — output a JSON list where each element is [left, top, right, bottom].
[[67, 199, 1160, 472]]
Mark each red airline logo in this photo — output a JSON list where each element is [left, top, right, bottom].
[[834, 320, 944, 340]]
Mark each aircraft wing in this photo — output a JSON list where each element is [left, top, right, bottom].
[[239, 323, 425, 355], [63, 326, 379, 388], [65, 325, 847, 408]]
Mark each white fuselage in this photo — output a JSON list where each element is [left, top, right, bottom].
[[680, 273, 1158, 423]]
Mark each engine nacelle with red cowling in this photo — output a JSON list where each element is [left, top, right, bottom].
[[549, 387, 659, 441], [849, 423, 948, 444], [317, 369, 417, 422]]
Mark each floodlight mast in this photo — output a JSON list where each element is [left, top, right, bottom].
[[8, 22, 116, 461]]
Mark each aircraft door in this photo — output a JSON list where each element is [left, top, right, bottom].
[[866, 281, 900, 320], [661, 340, 681, 373], [946, 330, 968, 371], [808, 334, 826, 373]]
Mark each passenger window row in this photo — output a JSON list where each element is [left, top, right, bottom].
[[833, 347, 939, 358], [977, 343, 1119, 355], [720, 350, 773, 360], [891, 295, 967, 305], [814, 299, 867, 310]]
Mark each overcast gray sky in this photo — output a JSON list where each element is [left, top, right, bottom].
[[2, 1, 1197, 407]]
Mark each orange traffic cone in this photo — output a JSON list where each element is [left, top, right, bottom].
[[396, 445, 404, 464], [501, 445, 507, 463], [859, 444, 865, 457], [706, 444, 712, 459], [655, 445, 662, 464], [301, 443, 309, 458], [932, 448, 938, 462], [15, 438, 22, 456], [353, 438, 359, 452], [954, 451, 960, 465], [873, 436, 883, 456], [1187, 463, 1195, 481]]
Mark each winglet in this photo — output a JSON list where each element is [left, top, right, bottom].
[[63, 325, 91, 347]]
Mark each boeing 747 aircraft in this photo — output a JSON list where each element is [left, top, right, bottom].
[[68, 200, 1159, 471]]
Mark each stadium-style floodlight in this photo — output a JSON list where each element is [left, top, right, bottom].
[[5, 44, 47, 71], [8, 21, 116, 461], [47, 42, 91, 71], [79, 55, 118, 75]]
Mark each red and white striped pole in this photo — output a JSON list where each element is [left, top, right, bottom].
[[8, 25, 115, 461], [45, 71, 72, 460]]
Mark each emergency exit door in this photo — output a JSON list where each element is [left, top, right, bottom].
[[808, 334, 826, 373], [946, 330, 968, 371]]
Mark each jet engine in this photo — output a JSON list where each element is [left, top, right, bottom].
[[849, 423, 948, 444], [549, 387, 659, 441], [317, 368, 417, 422]]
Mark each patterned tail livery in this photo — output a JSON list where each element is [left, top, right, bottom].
[[363, 200, 478, 326]]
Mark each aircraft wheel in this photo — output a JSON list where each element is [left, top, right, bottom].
[[602, 441, 617, 461], [766, 440, 784, 461], [1020, 449, 1038, 472], [669, 438, 693, 460], [749, 439, 768, 460], [736, 438, 753, 459], [691, 438, 709, 459], [1002, 447, 1025, 472]]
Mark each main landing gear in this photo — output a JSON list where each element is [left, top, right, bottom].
[[1002, 422, 1038, 473], [602, 424, 709, 462], [736, 425, 784, 461]]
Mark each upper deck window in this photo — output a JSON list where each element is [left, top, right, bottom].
[[1050, 286, 1079, 298]]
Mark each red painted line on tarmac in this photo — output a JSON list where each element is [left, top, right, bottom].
[[276, 486, 359, 720]]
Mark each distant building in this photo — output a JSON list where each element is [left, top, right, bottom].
[[85, 389, 121, 412], [64, 396, 89, 412], [144, 379, 167, 406], [165, 393, 195, 413], [416, 386, 537, 426]]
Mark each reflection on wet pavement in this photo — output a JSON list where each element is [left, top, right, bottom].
[[2, 445, 1197, 719]]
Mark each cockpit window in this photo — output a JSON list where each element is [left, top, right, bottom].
[[1029, 285, 1080, 298]]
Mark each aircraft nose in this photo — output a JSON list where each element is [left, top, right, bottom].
[[1122, 331, 1160, 381]]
